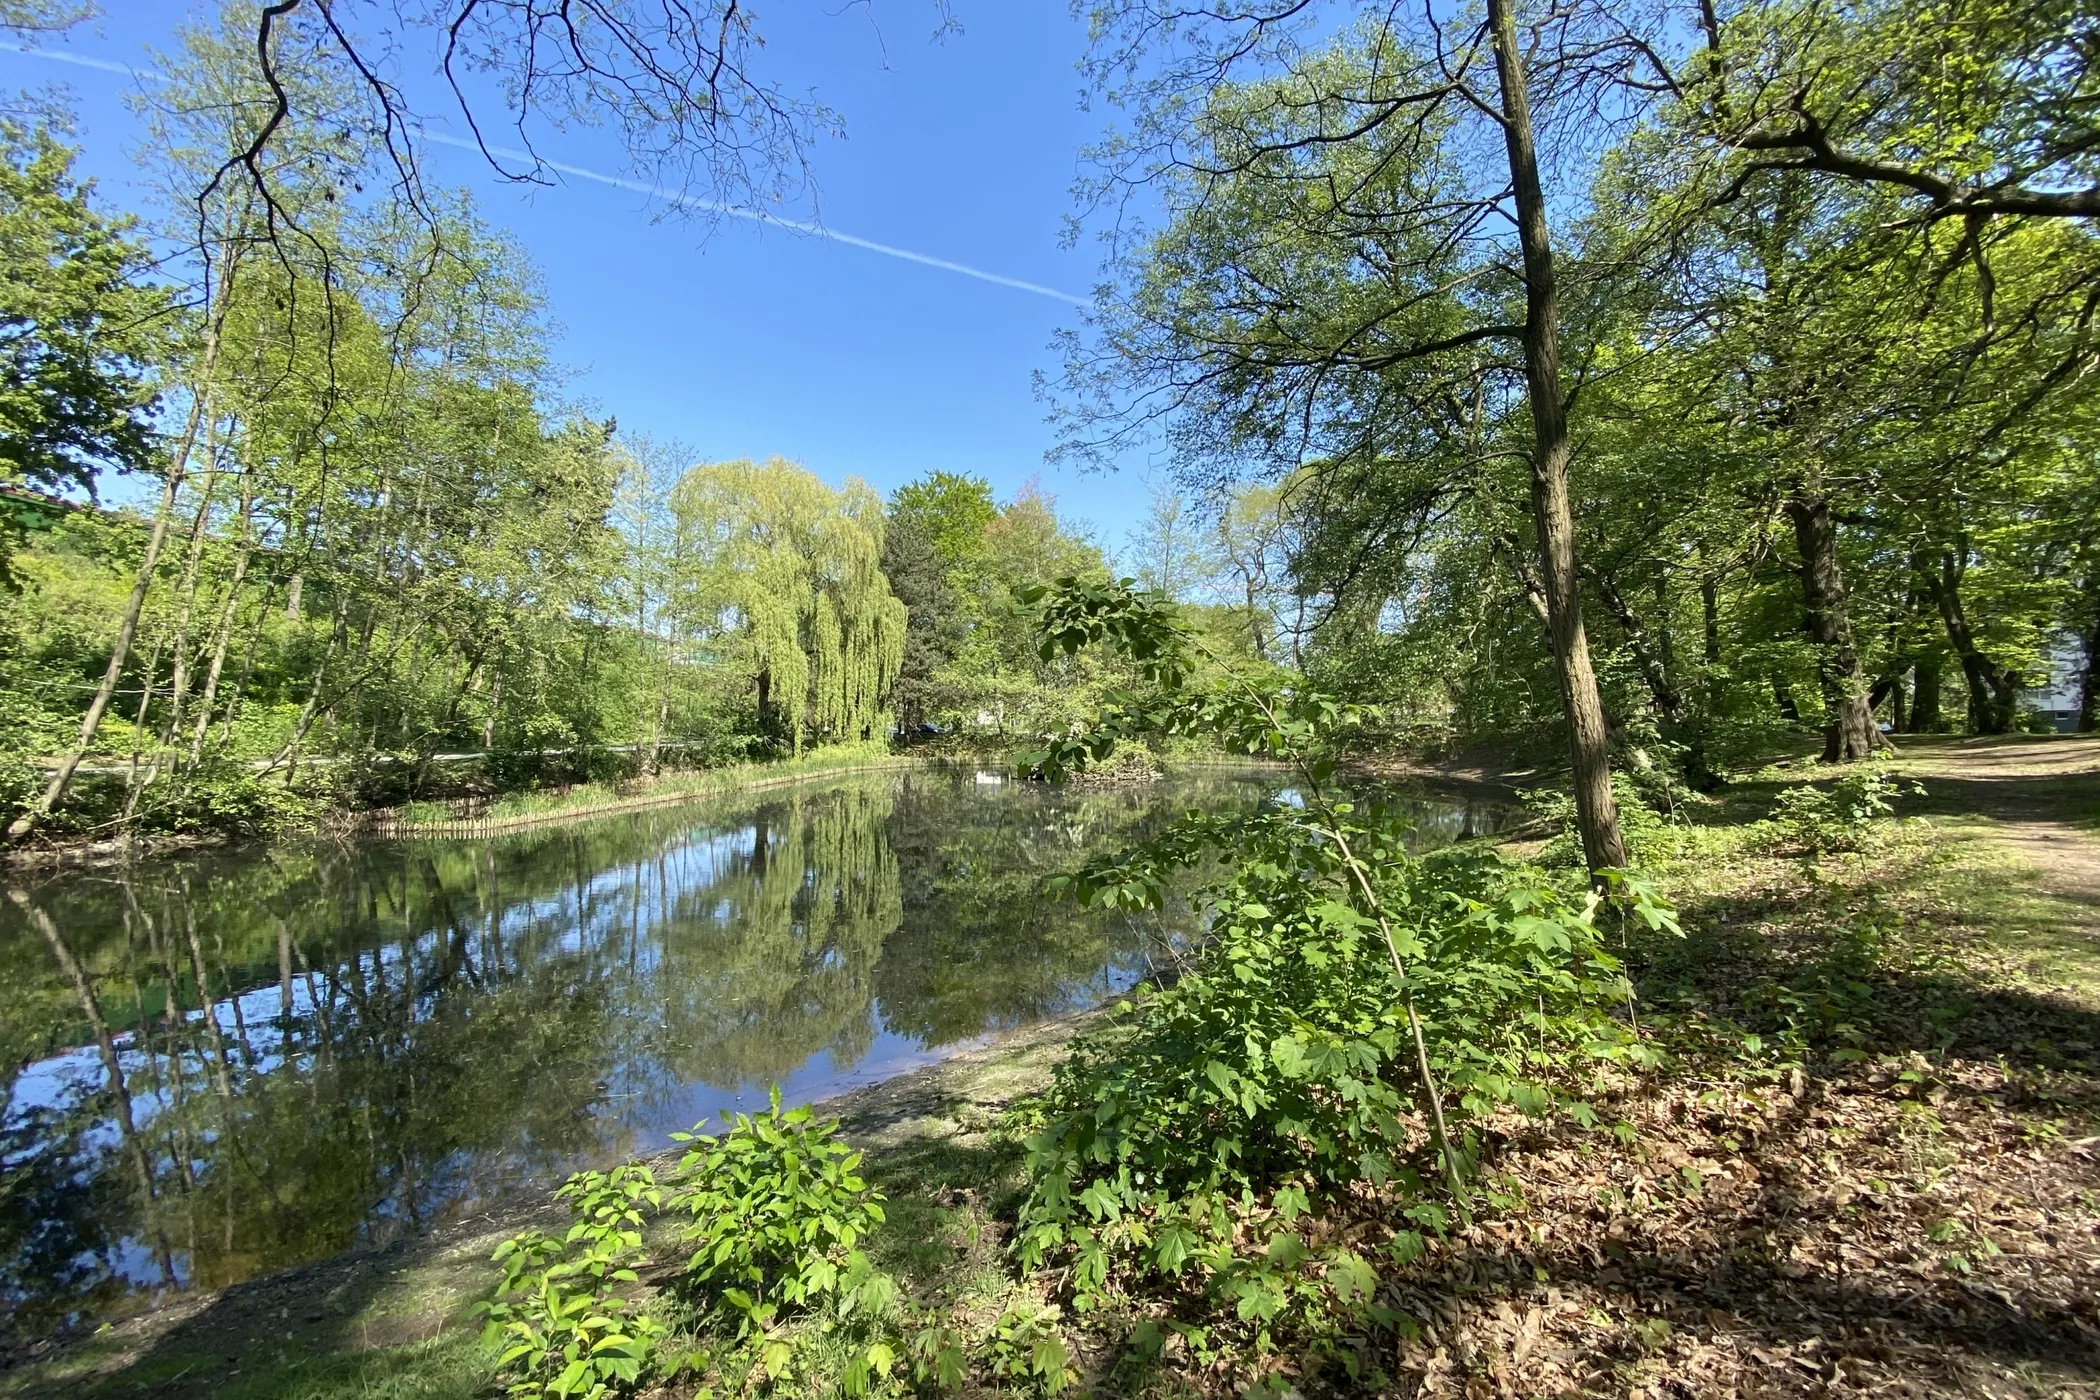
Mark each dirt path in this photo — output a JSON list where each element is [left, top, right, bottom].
[[1887, 734, 2100, 915]]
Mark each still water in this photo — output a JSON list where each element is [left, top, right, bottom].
[[0, 764, 1501, 1340]]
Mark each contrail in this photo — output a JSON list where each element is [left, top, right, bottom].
[[0, 40, 1090, 306], [417, 130, 1088, 306], [0, 38, 141, 76]]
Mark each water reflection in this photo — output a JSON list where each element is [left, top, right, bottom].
[[0, 766, 1504, 1340]]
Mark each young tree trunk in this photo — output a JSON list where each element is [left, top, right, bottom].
[[481, 658, 505, 751], [1487, 0, 1626, 875], [7, 301, 228, 840], [1910, 660, 1943, 732], [1701, 572, 1722, 666], [188, 493, 255, 764], [1924, 548, 2019, 733], [1783, 490, 1879, 761], [11, 468, 184, 839], [156, 420, 227, 752], [211, 577, 278, 757], [2080, 589, 2099, 733]]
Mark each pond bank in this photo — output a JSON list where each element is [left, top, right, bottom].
[[2, 747, 920, 869], [345, 749, 920, 838]]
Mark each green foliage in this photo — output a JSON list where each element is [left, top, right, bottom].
[[0, 122, 170, 506], [664, 1088, 891, 1335], [125, 761, 322, 837], [983, 1303, 1074, 1397], [1767, 766, 1925, 855], [1015, 822, 1658, 1283], [1525, 773, 1680, 868], [1005, 576, 1680, 1350], [474, 1165, 669, 1400]]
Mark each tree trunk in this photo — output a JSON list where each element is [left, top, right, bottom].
[[1701, 573, 1721, 666], [2080, 590, 2098, 732], [8, 305, 227, 840], [1487, 0, 1626, 875], [1910, 660, 1943, 732], [188, 481, 255, 763], [1598, 573, 1718, 789], [1924, 548, 2018, 733], [157, 419, 226, 751], [1595, 575, 1684, 728], [1784, 490, 1879, 761]]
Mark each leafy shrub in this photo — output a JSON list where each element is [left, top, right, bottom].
[[129, 761, 322, 836], [1525, 771, 1679, 867], [983, 1303, 1074, 1396], [474, 1164, 669, 1400], [664, 1088, 892, 1337], [1766, 765, 1922, 854], [1005, 576, 1681, 1356], [1014, 811, 1669, 1298]]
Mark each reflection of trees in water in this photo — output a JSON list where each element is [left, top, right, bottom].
[[874, 772, 1218, 1045], [642, 780, 902, 1088], [0, 768, 1297, 1338], [0, 778, 906, 1339], [0, 846, 640, 1341]]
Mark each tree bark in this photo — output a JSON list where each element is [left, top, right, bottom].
[[1924, 547, 2019, 733], [156, 418, 226, 751], [1910, 660, 1943, 732], [1598, 572, 1719, 789], [188, 479, 255, 763], [1701, 573, 1722, 666], [1784, 490, 1879, 761], [1487, 0, 1626, 875], [1594, 574, 1684, 728], [2080, 586, 2098, 733]]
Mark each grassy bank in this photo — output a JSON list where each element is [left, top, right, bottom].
[[364, 744, 912, 836], [8, 741, 2097, 1399]]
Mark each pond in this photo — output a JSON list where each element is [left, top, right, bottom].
[[0, 763, 1505, 1342]]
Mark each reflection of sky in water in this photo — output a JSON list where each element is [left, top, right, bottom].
[[0, 766, 1504, 1337]]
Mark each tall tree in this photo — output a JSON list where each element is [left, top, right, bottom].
[[1054, 3, 1674, 872], [669, 458, 906, 753]]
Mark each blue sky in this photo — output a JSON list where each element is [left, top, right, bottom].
[[2, 2, 1157, 549]]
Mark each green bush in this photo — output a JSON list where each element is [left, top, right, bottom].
[[472, 1101, 902, 1400], [1525, 771, 1680, 867], [1000, 576, 1682, 1367], [129, 761, 322, 837], [1014, 813, 1667, 1298], [664, 1088, 892, 1337], [474, 1164, 669, 1400], [1766, 765, 1922, 854]]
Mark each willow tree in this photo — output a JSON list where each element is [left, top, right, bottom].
[[669, 457, 905, 752]]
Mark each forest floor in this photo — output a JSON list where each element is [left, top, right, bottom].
[[4, 735, 2097, 1400]]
